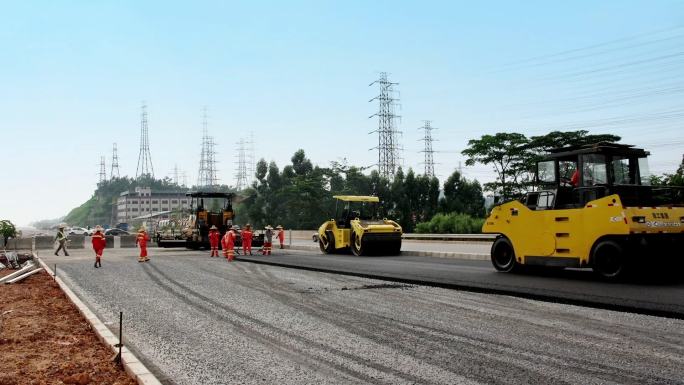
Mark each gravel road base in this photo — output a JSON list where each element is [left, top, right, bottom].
[[40, 248, 684, 385]]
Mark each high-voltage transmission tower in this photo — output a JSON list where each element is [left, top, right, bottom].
[[110, 142, 120, 179], [418, 120, 437, 177], [369, 72, 402, 180], [99, 156, 107, 183], [247, 131, 256, 185], [235, 138, 248, 191], [172, 164, 180, 185], [197, 107, 219, 188], [135, 103, 155, 179]]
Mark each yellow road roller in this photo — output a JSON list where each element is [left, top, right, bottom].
[[482, 142, 684, 279], [317, 195, 402, 256]]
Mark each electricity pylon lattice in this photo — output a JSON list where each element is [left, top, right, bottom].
[[235, 138, 248, 191], [369, 72, 402, 180], [135, 103, 154, 179], [418, 120, 437, 177], [99, 156, 107, 183], [197, 107, 219, 188], [247, 131, 256, 185], [110, 143, 120, 179]]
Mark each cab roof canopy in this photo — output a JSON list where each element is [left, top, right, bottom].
[[333, 195, 380, 202], [545, 142, 649, 160], [186, 191, 235, 199]]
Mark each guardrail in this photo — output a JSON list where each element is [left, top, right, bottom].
[[401, 233, 497, 242], [291, 230, 496, 243]]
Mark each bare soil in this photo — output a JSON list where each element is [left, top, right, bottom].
[[0, 270, 137, 385]]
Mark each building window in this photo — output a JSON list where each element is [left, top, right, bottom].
[[132, 208, 138, 212], [171, 200, 178, 204], [131, 200, 138, 204], [152, 200, 158, 204], [162, 200, 168, 204], [152, 208, 159, 212]]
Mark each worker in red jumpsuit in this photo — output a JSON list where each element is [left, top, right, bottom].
[[242, 224, 253, 255], [91, 225, 106, 268], [136, 227, 150, 263], [276, 225, 285, 249], [209, 225, 220, 257], [222, 226, 236, 261]]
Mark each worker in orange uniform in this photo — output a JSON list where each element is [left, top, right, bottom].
[[136, 226, 150, 263], [275, 225, 285, 249], [208, 225, 220, 257], [91, 225, 106, 268], [570, 169, 579, 187], [222, 226, 236, 261], [262, 225, 274, 255], [242, 224, 253, 255]]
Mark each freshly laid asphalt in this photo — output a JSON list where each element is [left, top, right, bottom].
[[238, 248, 684, 319], [39, 247, 684, 385]]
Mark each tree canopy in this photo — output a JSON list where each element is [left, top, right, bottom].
[[462, 130, 621, 199]]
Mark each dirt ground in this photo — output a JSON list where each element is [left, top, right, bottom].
[[0, 269, 137, 385]]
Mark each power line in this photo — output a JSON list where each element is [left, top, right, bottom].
[[489, 25, 684, 71]]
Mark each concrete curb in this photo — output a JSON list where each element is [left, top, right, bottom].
[[35, 256, 163, 385], [286, 245, 489, 261]]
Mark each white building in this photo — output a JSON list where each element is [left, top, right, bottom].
[[116, 187, 190, 223]]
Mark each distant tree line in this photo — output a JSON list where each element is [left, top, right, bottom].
[[239, 150, 485, 232]]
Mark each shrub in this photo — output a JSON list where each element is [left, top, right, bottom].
[[414, 213, 484, 234]]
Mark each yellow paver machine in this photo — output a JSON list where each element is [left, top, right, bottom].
[[318, 195, 402, 256], [483, 142, 683, 279]]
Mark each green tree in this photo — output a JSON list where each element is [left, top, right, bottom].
[[462, 133, 529, 199], [463, 130, 621, 199], [650, 155, 684, 187], [1, 219, 17, 247], [439, 170, 485, 217]]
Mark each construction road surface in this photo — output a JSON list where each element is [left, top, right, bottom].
[[41, 248, 684, 385]]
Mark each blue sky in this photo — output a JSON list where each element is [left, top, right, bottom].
[[1, 0, 683, 225]]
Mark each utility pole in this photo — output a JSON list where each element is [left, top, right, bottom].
[[135, 102, 154, 179], [418, 120, 437, 177], [110, 143, 121, 179], [99, 156, 107, 183], [369, 72, 402, 180], [235, 138, 248, 191]]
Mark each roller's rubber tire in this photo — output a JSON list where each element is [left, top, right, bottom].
[[351, 234, 364, 256], [491, 237, 518, 272], [319, 231, 335, 254], [592, 240, 626, 280]]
